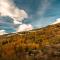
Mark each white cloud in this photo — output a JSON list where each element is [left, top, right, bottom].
[[52, 18, 60, 25], [16, 24, 33, 32], [0, 0, 28, 24], [0, 0, 33, 33], [13, 20, 22, 24], [0, 30, 7, 35]]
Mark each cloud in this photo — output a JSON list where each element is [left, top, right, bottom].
[[0, 30, 7, 35], [13, 20, 22, 24], [0, 0, 33, 33], [52, 18, 60, 24], [0, 0, 28, 24], [16, 24, 33, 32]]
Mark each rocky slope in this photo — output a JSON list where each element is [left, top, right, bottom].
[[0, 23, 60, 60]]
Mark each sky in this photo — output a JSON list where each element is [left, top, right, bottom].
[[14, 0, 60, 26], [0, 0, 60, 34]]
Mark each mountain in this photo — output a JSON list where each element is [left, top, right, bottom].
[[0, 23, 60, 60]]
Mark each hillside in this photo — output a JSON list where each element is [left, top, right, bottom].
[[0, 23, 60, 60]]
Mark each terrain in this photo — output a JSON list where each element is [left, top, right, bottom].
[[0, 23, 60, 60]]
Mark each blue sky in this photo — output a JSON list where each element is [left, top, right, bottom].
[[0, 0, 60, 33], [14, 0, 60, 27]]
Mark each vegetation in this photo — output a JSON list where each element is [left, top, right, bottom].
[[0, 23, 60, 60]]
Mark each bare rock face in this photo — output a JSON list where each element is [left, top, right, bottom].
[[0, 23, 60, 60]]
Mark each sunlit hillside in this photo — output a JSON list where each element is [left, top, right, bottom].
[[0, 23, 60, 60]]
